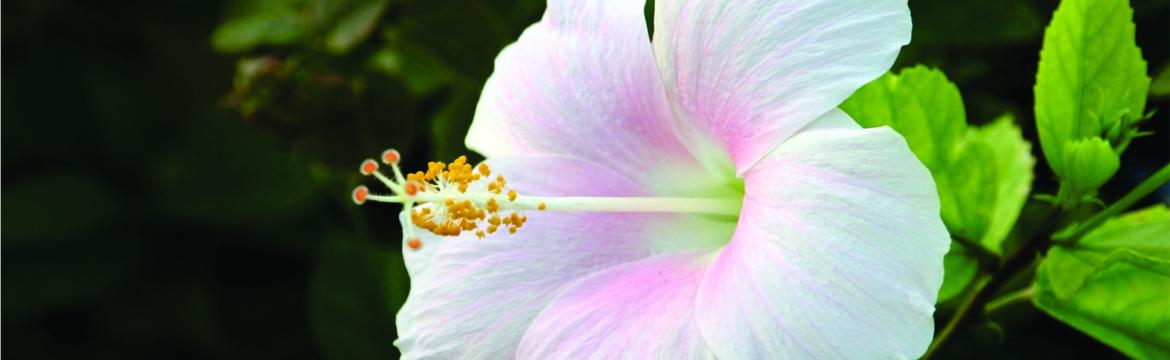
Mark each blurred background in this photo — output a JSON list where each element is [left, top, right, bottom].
[[2, 0, 1166, 358]]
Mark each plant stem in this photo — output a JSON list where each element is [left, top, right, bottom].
[[923, 274, 992, 359], [1054, 163, 1170, 241], [924, 162, 1170, 358], [923, 205, 1061, 360], [983, 285, 1035, 316]]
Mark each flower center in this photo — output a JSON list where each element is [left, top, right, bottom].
[[352, 149, 744, 250]]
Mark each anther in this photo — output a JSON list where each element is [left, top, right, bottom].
[[381, 149, 401, 165], [352, 185, 369, 205], [354, 152, 531, 239], [538, 202, 546, 210], [360, 159, 379, 176], [406, 238, 422, 251]]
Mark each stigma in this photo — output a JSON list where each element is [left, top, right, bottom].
[[352, 149, 533, 249]]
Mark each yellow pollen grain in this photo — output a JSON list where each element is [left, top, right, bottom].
[[401, 154, 528, 239]]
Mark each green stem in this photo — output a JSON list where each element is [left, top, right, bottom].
[[951, 236, 1001, 268], [925, 163, 1170, 358], [1054, 163, 1170, 241], [923, 205, 1061, 360], [922, 274, 993, 359], [983, 285, 1035, 316]]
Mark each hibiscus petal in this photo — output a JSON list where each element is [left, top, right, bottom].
[[653, 0, 911, 174], [517, 251, 717, 359], [466, 0, 726, 195], [395, 155, 713, 359], [694, 115, 949, 358]]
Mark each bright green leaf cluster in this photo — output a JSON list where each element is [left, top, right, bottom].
[[842, 66, 966, 173], [1034, 0, 1150, 206], [950, 117, 1035, 255], [1034, 206, 1170, 359], [841, 66, 1036, 301], [1023, 1, 1169, 357]]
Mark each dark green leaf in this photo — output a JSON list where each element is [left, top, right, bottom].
[[325, 0, 389, 54], [212, 0, 308, 53]]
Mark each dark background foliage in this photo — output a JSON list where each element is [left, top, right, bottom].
[[2, 0, 1166, 358]]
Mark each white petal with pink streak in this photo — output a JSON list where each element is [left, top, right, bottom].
[[694, 113, 949, 359], [653, 0, 911, 174]]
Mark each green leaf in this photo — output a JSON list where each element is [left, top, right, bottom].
[[1033, 0, 1149, 180], [1060, 137, 1121, 202], [1151, 64, 1170, 97], [325, 0, 389, 54], [369, 33, 460, 96], [965, 117, 1034, 254], [1034, 206, 1170, 359], [938, 137, 998, 244], [939, 242, 980, 302], [212, 0, 308, 53], [842, 68, 1034, 256], [840, 65, 966, 172]]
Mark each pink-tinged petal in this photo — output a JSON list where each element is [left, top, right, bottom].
[[395, 155, 724, 359], [653, 0, 911, 174], [694, 115, 949, 358], [466, 0, 727, 195], [517, 252, 717, 359]]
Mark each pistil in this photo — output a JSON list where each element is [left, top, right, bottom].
[[352, 150, 743, 249]]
